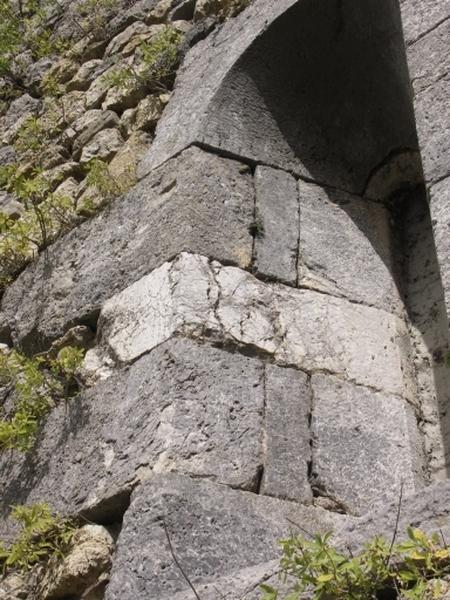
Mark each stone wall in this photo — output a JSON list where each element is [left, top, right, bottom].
[[0, 0, 449, 598]]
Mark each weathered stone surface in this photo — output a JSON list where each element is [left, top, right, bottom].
[[2, 147, 253, 351], [413, 76, 450, 185], [141, 0, 416, 194], [311, 374, 424, 515], [334, 479, 450, 552], [67, 59, 108, 92], [254, 166, 299, 285], [90, 252, 413, 397], [430, 177, 450, 317], [0, 191, 23, 219], [104, 473, 349, 599], [79, 128, 124, 164], [0, 94, 41, 144], [39, 525, 114, 599], [407, 19, 450, 95], [404, 188, 450, 479], [298, 181, 403, 313], [400, 0, 450, 45], [134, 94, 166, 132], [69, 110, 112, 156], [0, 339, 267, 520], [261, 365, 312, 503], [104, 22, 158, 57]]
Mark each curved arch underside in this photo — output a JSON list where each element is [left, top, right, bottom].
[[142, 0, 418, 194]]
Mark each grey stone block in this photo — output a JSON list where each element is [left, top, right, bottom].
[[261, 365, 312, 503], [2, 147, 254, 352], [334, 479, 450, 553], [0, 339, 266, 525], [141, 0, 417, 194], [407, 18, 450, 95], [413, 76, 450, 185], [104, 473, 349, 600], [297, 181, 403, 314], [254, 166, 299, 285], [310, 374, 425, 515], [400, 0, 450, 45], [88, 253, 413, 398]]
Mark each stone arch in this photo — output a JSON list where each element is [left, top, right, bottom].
[[141, 0, 450, 484]]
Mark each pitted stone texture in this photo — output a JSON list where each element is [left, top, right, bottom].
[[104, 473, 348, 600], [253, 166, 299, 285], [311, 374, 424, 515], [334, 479, 450, 553], [0, 339, 267, 525], [413, 76, 450, 185], [407, 19, 450, 95], [261, 365, 312, 503], [141, 0, 416, 193], [298, 181, 403, 314], [91, 252, 413, 398], [403, 189, 450, 479], [2, 147, 254, 352], [430, 177, 450, 318], [400, 0, 450, 45]]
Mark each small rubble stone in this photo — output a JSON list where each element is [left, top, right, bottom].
[[71, 109, 120, 157], [67, 59, 108, 92], [39, 525, 114, 599], [80, 128, 124, 164], [134, 94, 166, 132]]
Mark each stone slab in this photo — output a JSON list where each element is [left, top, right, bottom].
[[0, 339, 267, 525], [89, 252, 413, 398], [311, 374, 425, 515], [253, 166, 299, 285], [104, 473, 349, 600], [407, 18, 450, 95], [334, 479, 450, 553], [298, 180, 403, 314], [1, 146, 254, 353], [400, 0, 450, 45], [261, 365, 312, 503], [413, 76, 450, 185]]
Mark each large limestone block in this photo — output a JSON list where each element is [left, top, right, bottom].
[[297, 181, 403, 313], [400, 0, 450, 45], [141, 0, 416, 193], [0, 339, 268, 522], [253, 166, 299, 285], [311, 374, 424, 515], [261, 365, 312, 503], [2, 147, 254, 352], [413, 76, 450, 185], [334, 479, 450, 553], [104, 473, 348, 600], [91, 252, 413, 398], [407, 18, 450, 95], [429, 177, 450, 318]]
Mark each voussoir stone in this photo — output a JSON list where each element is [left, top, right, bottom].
[[141, 0, 416, 194], [298, 180, 403, 314], [0, 339, 267, 524], [103, 473, 349, 600], [1, 146, 253, 352]]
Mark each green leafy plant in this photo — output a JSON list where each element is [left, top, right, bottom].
[[0, 503, 75, 573], [106, 26, 183, 94], [0, 346, 84, 451], [261, 528, 450, 600]]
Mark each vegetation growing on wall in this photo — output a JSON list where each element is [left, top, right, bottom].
[[0, 346, 84, 451], [261, 528, 450, 600], [0, 503, 74, 574]]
